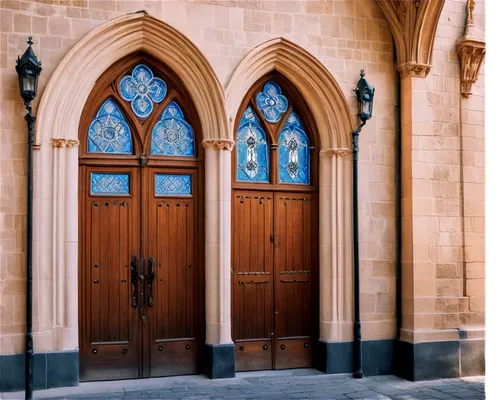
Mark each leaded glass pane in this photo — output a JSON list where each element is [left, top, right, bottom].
[[118, 64, 167, 119], [151, 102, 195, 156], [278, 112, 310, 184], [255, 81, 288, 123], [236, 107, 269, 182], [88, 99, 133, 154], [91, 173, 130, 195], [155, 174, 192, 196]]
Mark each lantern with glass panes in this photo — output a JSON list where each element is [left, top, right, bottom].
[[15, 37, 42, 106]]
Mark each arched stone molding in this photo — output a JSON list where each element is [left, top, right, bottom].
[[33, 12, 230, 353], [225, 39, 356, 344], [225, 38, 356, 151], [375, 0, 445, 77]]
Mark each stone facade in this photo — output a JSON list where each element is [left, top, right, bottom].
[[0, 0, 485, 390]]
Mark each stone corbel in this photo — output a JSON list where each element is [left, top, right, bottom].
[[202, 138, 235, 151], [457, 0, 485, 98]]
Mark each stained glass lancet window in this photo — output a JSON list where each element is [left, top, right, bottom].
[[151, 102, 195, 156], [236, 107, 269, 182], [119, 64, 167, 119], [278, 112, 310, 184], [256, 81, 288, 123], [88, 99, 133, 154]]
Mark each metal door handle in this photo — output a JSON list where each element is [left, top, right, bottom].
[[148, 256, 155, 307], [130, 256, 138, 308], [140, 256, 147, 325]]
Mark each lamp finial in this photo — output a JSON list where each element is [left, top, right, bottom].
[[27, 36, 33, 46]]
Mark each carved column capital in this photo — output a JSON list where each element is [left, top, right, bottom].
[[397, 62, 432, 78], [319, 148, 351, 157], [66, 139, 80, 148], [202, 139, 235, 151], [51, 138, 80, 148]]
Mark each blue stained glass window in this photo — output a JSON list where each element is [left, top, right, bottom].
[[155, 174, 192, 196], [88, 99, 133, 154], [256, 81, 288, 123], [236, 107, 269, 182], [119, 64, 167, 119], [151, 102, 195, 156], [91, 173, 130, 195], [278, 112, 310, 184]]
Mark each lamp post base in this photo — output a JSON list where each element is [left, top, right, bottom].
[[353, 371, 364, 379]]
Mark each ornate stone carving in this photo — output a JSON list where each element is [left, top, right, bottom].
[[51, 138, 80, 148], [457, 0, 485, 98], [375, 0, 445, 78], [202, 139, 235, 151], [319, 148, 351, 157], [397, 62, 432, 79]]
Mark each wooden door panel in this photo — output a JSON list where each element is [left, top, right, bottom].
[[80, 167, 140, 382], [274, 193, 316, 369], [147, 169, 200, 377], [232, 191, 273, 371]]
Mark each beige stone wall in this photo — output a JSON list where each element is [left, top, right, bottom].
[[400, 0, 485, 342], [4, 0, 473, 356]]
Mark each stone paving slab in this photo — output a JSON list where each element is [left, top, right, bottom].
[[0, 369, 485, 400]]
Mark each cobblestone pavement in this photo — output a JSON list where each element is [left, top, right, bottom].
[[1, 369, 485, 400]]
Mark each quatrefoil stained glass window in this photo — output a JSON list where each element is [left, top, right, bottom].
[[151, 102, 195, 156], [256, 81, 289, 123], [278, 112, 310, 184], [88, 99, 132, 154], [236, 107, 269, 182], [119, 64, 167, 119]]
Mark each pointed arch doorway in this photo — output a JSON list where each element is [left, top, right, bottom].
[[78, 52, 205, 381], [231, 73, 319, 371]]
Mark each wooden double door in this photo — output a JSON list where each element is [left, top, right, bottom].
[[232, 190, 318, 371], [79, 165, 203, 381]]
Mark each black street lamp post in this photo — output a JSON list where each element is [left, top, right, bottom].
[[352, 69, 375, 379], [16, 36, 42, 400]]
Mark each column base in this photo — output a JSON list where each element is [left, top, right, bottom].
[[314, 339, 394, 376], [203, 344, 235, 379], [395, 337, 485, 381], [0, 351, 79, 393]]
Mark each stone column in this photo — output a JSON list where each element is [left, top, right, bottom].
[[317, 148, 353, 373], [48, 139, 79, 352], [202, 139, 235, 379]]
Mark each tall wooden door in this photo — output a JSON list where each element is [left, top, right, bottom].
[[79, 166, 202, 381], [80, 167, 142, 381], [273, 193, 318, 369], [232, 191, 274, 371], [145, 168, 202, 377], [79, 54, 204, 381], [232, 191, 318, 371]]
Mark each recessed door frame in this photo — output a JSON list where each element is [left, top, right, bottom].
[[77, 53, 205, 380], [230, 73, 320, 371]]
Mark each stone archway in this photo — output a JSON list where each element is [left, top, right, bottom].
[[225, 38, 357, 358], [33, 13, 230, 367], [374, 0, 445, 77]]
